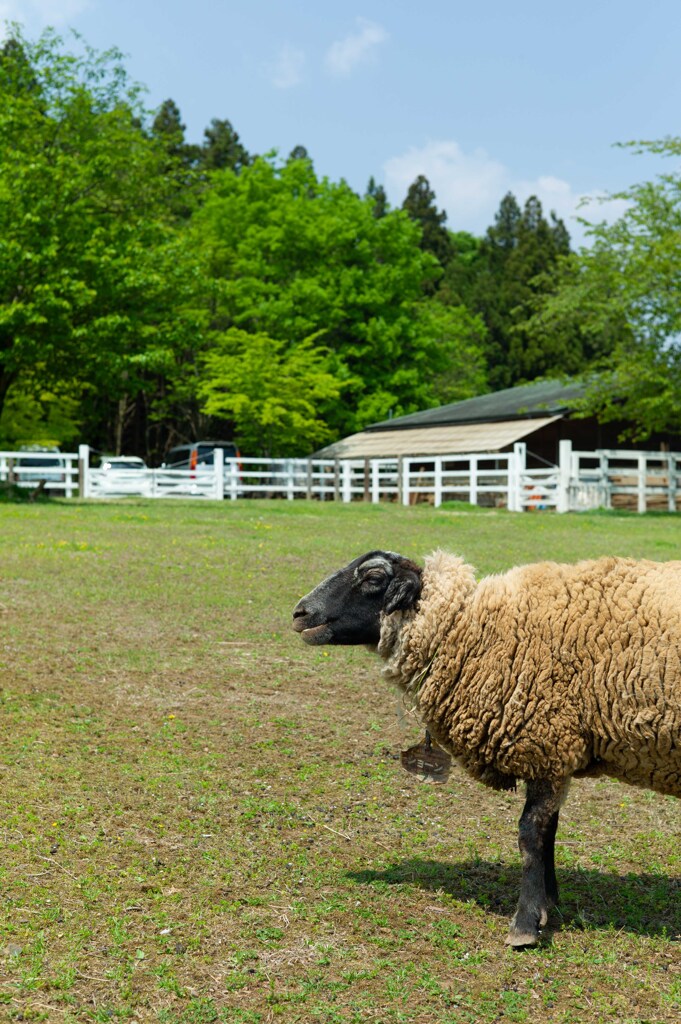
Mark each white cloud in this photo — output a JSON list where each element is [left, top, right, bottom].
[[268, 43, 305, 89], [325, 17, 387, 77], [383, 139, 627, 244], [0, 0, 91, 33]]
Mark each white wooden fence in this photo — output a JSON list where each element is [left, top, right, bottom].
[[0, 449, 79, 497], [2, 441, 680, 512], [558, 440, 681, 513]]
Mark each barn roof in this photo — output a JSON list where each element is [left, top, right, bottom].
[[315, 379, 584, 460], [366, 379, 585, 432]]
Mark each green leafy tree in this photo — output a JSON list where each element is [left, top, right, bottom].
[[414, 302, 487, 404], [438, 231, 484, 307], [0, 29, 201, 449], [199, 330, 340, 456], [0, 383, 81, 448], [191, 156, 486, 442], [526, 138, 681, 439]]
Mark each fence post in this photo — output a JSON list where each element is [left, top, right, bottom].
[[341, 461, 352, 502], [469, 456, 478, 507], [510, 442, 527, 512], [434, 457, 442, 508], [557, 439, 572, 514], [402, 458, 411, 506], [78, 444, 90, 499], [306, 460, 313, 501], [213, 447, 224, 500], [371, 460, 380, 503], [65, 455, 74, 499], [285, 460, 294, 501], [598, 451, 611, 510], [637, 453, 646, 514], [668, 453, 677, 513]]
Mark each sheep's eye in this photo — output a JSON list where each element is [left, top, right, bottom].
[[361, 571, 387, 588]]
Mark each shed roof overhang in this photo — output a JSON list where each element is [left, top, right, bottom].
[[316, 416, 562, 460]]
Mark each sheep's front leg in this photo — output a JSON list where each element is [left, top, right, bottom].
[[505, 780, 564, 948]]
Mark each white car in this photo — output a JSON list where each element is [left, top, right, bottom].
[[15, 447, 67, 492], [96, 456, 152, 497]]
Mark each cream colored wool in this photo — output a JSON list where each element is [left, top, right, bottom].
[[379, 551, 681, 797]]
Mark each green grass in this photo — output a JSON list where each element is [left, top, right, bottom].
[[0, 498, 679, 1022]]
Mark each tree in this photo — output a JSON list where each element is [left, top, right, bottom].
[[190, 157, 486, 442], [438, 231, 483, 307], [402, 175, 452, 271], [414, 301, 487, 404], [0, 29, 201, 447], [525, 138, 681, 439], [366, 176, 388, 218], [0, 383, 81, 448], [470, 193, 572, 388], [287, 144, 310, 164], [199, 330, 340, 456], [152, 98, 191, 162], [201, 118, 250, 172]]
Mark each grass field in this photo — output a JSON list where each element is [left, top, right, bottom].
[[0, 498, 679, 1023]]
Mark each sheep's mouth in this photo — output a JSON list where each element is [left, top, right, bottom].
[[298, 622, 333, 644]]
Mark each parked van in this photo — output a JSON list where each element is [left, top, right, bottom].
[[163, 441, 240, 471], [161, 441, 242, 497]]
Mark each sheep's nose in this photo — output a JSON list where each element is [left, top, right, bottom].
[[292, 601, 308, 631]]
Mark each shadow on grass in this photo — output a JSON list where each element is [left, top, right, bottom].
[[348, 858, 681, 939]]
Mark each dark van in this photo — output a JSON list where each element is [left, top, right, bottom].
[[163, 441, 240, 471]]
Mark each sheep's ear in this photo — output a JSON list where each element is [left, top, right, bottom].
[[384, 567, 421, 614]]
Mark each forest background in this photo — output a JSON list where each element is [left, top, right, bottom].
[[2, 28, 681, 460]]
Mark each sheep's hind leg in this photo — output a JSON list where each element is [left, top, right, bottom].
[[543, 809, 560, 910], [505, 780, 564, 948]]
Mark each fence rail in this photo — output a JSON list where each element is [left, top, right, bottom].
[[1, 442, 680, 513], [0, 450, 79, 497]]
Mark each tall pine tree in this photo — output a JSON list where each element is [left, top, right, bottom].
[[366, 176, 388, 218], [201, 118, 250, 172], [402, 175, 452, 275], [470, 193, 572, 388]]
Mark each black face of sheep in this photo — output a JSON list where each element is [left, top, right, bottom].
[[292, 550, 422, 646]]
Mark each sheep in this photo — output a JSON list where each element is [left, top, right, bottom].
[[292, 549, 681, 947]]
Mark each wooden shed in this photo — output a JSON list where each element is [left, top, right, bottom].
[[317, 379, 679, 467]]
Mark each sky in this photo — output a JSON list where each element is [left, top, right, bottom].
[[2, 1, 680, 243]]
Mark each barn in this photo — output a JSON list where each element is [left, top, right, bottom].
[[316, 379, 678, 466]]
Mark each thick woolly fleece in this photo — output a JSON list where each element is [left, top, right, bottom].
[[379, 551, 681, 797]]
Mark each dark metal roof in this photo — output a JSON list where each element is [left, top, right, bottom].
[[367, 379, 586, 432]]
